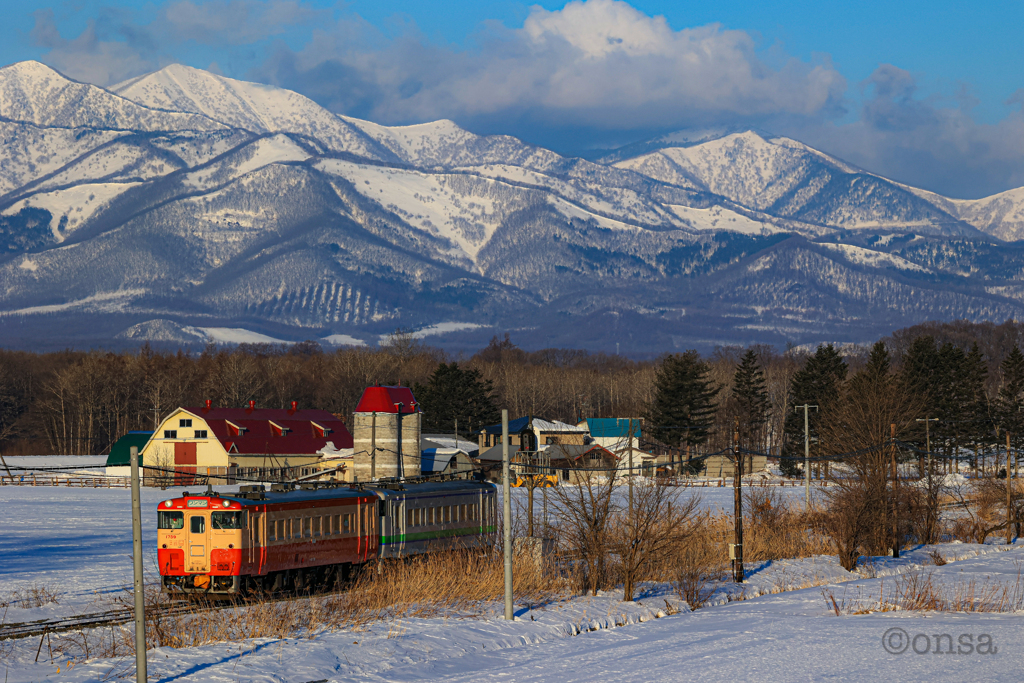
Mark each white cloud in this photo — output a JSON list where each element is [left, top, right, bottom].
[[28, 0, 324, 86], [256, 0, 847, 130], [22, 0, 1024, 198], [790, 65, 1024, 198]]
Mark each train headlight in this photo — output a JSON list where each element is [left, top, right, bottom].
[[222, 500, 231, 508], [164, 501, 172, 507]]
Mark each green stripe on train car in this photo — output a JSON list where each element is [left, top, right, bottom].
[[381, 525, 497, 544]]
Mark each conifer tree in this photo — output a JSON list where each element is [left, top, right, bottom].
[[646, 351, 718, 449], [731, 349, 770, 452], [781, 344, 848, 476], [998, 345, 1024, 446], [413, 362, 500, 436]]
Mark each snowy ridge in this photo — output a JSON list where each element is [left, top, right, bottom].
[[815, 242, 930, 273], [0, 61, 224, 132], [113, 64, 392, 158], [3, 61, 1024, 351]]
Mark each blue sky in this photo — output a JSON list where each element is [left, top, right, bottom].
[[3, 0, 1024, 198]]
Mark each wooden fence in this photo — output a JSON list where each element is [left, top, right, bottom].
[[0, 475, 130, 488]]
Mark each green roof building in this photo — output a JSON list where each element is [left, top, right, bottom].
[[106, 431, 153, 466]]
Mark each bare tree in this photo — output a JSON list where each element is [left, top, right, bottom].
[[610, 482, 701, 602], [549, 466, 616, 596]]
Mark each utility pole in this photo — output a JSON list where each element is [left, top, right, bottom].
[[370, 412, 377, 481], [502, 410, 513, 620], [915, 418, 938, 487], [129, 446, 147, 683], [916, 417, 938, 542], [628, 421, 634, 520], [732, 417, 743, 583], [394, 403, 405, 480], [1008, 431, 1014, 546], [891, 423, 899, 558], [795, 405, 818, 511]]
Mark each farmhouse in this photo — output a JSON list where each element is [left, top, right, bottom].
[[477, 416, 588, 451], [140, 400, 352, 485]]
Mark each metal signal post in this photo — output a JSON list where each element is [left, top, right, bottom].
[[129, 446, 147, 682]]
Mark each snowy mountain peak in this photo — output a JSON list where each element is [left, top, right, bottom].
[[342, 117, 481, 165], [0, 60, 226, 132], [110, 64, 395, 160], [113, 63, 316, 131]]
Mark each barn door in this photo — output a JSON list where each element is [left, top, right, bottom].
[[174, 443, 198, 485]]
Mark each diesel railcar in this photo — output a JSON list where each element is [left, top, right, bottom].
[[157, 479, 497, 595]]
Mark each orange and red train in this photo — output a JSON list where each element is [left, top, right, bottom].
[[157, 480, 497, 595]]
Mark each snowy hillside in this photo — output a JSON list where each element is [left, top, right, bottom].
[[3, 60, 1024, 352]]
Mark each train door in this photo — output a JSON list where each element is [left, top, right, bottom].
[[186, 512, 210, 572], [247, 509, 262, 572]]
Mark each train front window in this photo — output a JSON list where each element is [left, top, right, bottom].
[[212, 511, 243, 530], [190, 516, 205, 533], [158, 511, 184, 529]]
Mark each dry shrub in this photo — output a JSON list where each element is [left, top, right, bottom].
[[135, 549, 562, 652], [0, 583, 65, 609], [609, 484, 702, 601], [945, 477, 1020, 544], [743, 486, 830, 562], [823, 563, 1024, 614], [549, 469, 616, 596], [666, 510, 727, 609]]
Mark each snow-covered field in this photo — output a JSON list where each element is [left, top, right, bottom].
[[1, 480, 1022, 682]]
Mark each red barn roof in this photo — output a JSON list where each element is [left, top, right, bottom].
[[355, 386, 419, 413], [182, 405, 352, 455]]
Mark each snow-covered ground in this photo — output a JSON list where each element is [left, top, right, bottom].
[[2, 482, 1022, 682]]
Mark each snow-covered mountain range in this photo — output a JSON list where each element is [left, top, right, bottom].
[[4, 60, 1024, 353]]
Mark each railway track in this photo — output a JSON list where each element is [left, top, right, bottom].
[[0, 586, 355, 641]]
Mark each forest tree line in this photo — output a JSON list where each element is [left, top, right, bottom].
[[5, 320, 1024, 461]]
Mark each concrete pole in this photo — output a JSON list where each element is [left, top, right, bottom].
[[130, 446, 147, 683], [804, 405, 811, 509], [732, 418, 743, 583], [394, 403, 404, 480], [797, 405, 817, 511], [370, 412, 376, 481], [502, 410, 513, 621], [628, 428, 634, 520], [1008, 431, 1014, 545], [891, 423, 899, 558]]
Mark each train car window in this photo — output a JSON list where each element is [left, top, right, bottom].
[[279, 520, 286, 540], [406, 508, 413, 527], [343, 515, 350, 533], [292, 518, 300, 539], [312, 516, 321, 537], [269, 519, 277, 541], [333, 514, 340, 535], [212, 511, 243, 529], [158, 511, 184, 529], [190, 516, 205, 533], [302, 517, 311, 538]]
